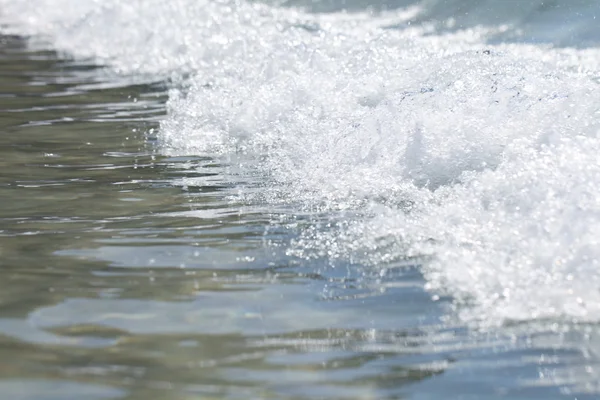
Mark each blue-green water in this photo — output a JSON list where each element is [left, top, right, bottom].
[[2, 1, 600, 398]]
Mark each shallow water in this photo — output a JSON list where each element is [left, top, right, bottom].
[[0, 34, 450, 400], [3, 0, 600, 398]]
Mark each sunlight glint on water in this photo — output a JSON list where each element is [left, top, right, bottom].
[[3, 0, 600, 398]]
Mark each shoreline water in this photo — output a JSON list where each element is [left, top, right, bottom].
[[3, 0, 600, 397]]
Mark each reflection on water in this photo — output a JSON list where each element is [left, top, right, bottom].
[[1, 34, 600, 399]]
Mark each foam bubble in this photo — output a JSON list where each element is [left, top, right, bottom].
[[158, 5, 600, 326]]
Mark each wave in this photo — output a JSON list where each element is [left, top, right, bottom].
[[3, 0, 600, 327], [278, 0, 600, 48]]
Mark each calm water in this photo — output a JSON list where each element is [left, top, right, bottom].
[[0, 34, 449, 400], [3, 0, 600, 399]]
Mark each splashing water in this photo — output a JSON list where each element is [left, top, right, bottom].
[[3, 0, 600, 328]]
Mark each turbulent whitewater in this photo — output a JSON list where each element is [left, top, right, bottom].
[[3, 0, 600, 327]]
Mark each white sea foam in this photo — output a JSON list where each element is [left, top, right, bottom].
[[3, 0, 600, 326]]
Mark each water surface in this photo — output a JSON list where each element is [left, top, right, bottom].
[[3, 1, 600, 398]]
